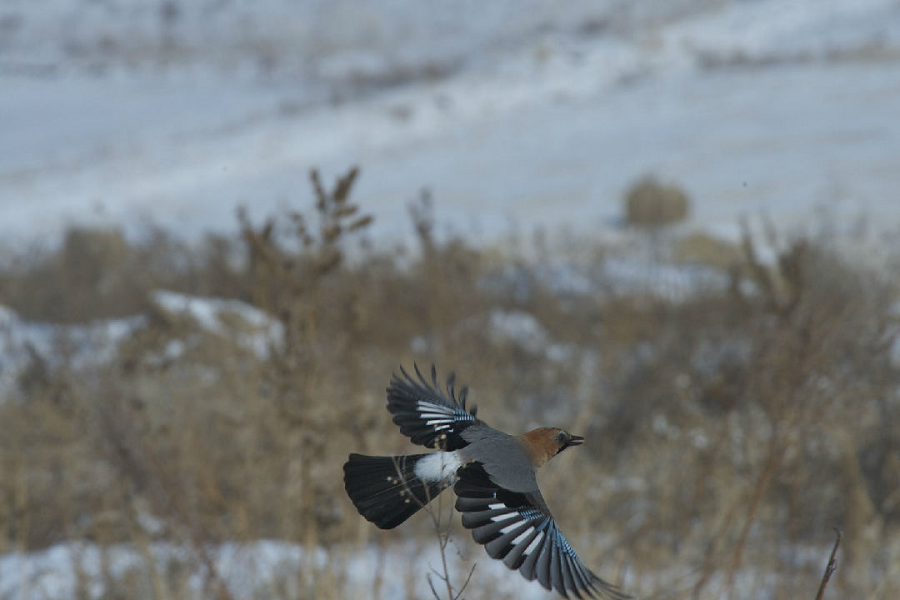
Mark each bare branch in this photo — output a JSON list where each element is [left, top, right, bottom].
[[814, 529, 842, 600], [454, 561, 478, 600], [427, 573, 441, 600]]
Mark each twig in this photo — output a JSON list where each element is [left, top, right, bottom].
[[427, 572, 442, 599], [722, 437, 785, 597], [424, 473, 456, 600], [454, 562, 478, 600], [391, 456, 476, 600], [814, 529, 842, 600]]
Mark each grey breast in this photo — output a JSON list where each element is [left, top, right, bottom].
[[459, 425, 539, 493]]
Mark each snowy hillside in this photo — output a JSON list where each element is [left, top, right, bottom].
[[1, 0, 898, 246]]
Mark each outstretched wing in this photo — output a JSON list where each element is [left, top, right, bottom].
[[454, 464, 630, 600], [386, 364, 480, 451]]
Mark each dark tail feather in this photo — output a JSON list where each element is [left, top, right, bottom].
[[343, 453, 446, 529]]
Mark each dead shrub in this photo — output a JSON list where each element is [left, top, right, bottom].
[[624, 175, 690, 227]]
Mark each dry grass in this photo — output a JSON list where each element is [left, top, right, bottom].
[[1, 168, 898, 599]]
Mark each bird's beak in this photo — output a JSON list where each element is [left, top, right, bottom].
[[566, 435, 585, 447]]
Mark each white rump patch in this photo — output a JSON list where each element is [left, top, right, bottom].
[[413, 451, 461, 483]]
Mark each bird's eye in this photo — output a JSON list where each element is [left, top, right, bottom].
[[556, 432, 567, 444]]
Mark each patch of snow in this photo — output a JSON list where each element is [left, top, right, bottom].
[[151, 290, 284, 359], [480, 309, 574, 362], [691, 337, 753, 379], [0, 291, 286, 401], [0, 305, 146, 401], [487, 257, 730, 305], [689, 427, 710, 450], [409, 334, 431, 354], [601, 258, 730, 301], [487, 309, 550, 353], [0, 539, 589, 600]]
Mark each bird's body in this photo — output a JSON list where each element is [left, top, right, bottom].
[[343, 365, 629, 599]]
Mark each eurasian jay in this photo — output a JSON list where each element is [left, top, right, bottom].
[[343, 365, 629, 599]]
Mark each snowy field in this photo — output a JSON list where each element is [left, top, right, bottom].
[[1, 0, 899, 246], [2, 538, 836, 600], [3, 540, 547, 600]]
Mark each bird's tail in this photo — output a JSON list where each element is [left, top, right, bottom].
[[343, 453, 447, 529]]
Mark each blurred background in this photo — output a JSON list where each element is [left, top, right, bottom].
[[1, 1, 899, 598]]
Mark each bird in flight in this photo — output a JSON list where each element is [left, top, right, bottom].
[[343, 364, 630, 599]]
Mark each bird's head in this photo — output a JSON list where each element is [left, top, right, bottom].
[[519, 427, 585, 468]]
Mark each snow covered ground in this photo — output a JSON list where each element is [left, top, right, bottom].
[[0, 290, 287, 400], [1, 538, 830, 600], [1, 538, 630, 600], [0, 304, 145, 400], [1, 0, 899, 248], [1, 539, 515, 600]]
